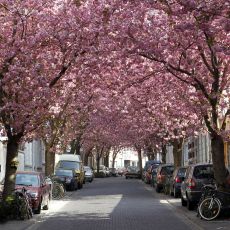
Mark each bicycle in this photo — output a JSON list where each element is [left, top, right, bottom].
[[12, 187, 33, 220], [198, 185, 230, 221], [45, 176, 65, 200]]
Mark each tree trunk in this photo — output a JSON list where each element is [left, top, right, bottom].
[[69, 138, 81, 155], [112, 157, 116, 168], [137, 147, 143, 176], [211, 133, 227, 188], [45, 149, 55, 176], [83, 147, 93, 166], [2, 135, 21, 201], [161, 144, 166, 164], [104, 155, 109, 167], [96, 155, 100, 173], [172, 139, 183, 168], [96, 147, 100, 173], [146, 144, 155, 160], [84, 155, 89, 166]]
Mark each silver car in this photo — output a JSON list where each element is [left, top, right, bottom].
[[84, 166, 94, 183]]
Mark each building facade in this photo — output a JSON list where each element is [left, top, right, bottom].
[[0, 139, 45, 182]]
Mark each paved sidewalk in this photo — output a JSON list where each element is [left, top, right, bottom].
[[144, 183, 230, 230], [0, 219, 36, 230], [0, 180, 230, 230]]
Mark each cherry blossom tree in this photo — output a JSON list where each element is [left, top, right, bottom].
[[0, 0, 103, 200], [98, 0, 229, 187]]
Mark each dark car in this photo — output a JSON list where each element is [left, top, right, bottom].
[[180, 163, 214, 210], [56, 160, 84, 189], [54, 169, 78, 191], [150, 164, 161, 187], [155, 164, 174, 193], [143, 160, 161, 182], [15, 171, 51, 214], [125, 166, 141, 179], [169, 166, 187, 198]]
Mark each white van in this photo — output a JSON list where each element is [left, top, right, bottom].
[[58, 154, 82, 162], [56, 154, 84, 189]]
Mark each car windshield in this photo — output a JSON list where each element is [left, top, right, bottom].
[[99, 166, 105, 170], [162, 166, 174, 175], [178, 168, 186, 177], [58, 161, 80, 170], [127, 166, 138, 172], [84, 167, 92, 172], [16, 174, 39, 186], [55, 170, 73, 177], [193, 165, 214, 179]]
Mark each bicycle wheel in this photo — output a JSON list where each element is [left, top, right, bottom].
[[52, 183, 65, 199], [18, 198, 28, 220], [198, 197, 221, 221]]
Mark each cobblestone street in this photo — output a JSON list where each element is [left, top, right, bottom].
[[1, 177, 230, 230], [28, 177, 200, 230]]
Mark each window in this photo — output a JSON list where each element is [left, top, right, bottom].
[[55, 170, 73, 177], [177, 168, 186, 177], [57, 161, 80, 170], [193, 165, 214, 179], [16, 174, 39, 186]]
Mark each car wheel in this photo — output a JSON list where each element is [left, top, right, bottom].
[[170, 187, 174, 196], [155, 185, 161, 193], [34, 200, 42, 214], [75, 182, 78, 190], [163, 186, 167, 195], [83, 180, 86, 184], [126, 176, 128, 179], [78, 182, 82, 189], [43, 197, 50, 210], [70, 183, 75, 191], [173, 187, 179, 198], [181, 196, 187, 206], [187, 198, 194, 210]]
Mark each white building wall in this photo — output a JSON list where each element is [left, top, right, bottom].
[[0, 139, 45, 180], [182, 140, 189, 166], [109, 148, 146, 169], [18, 151, 25, 171], [0, 139, 7, 182], [166, 145, 174, 164]]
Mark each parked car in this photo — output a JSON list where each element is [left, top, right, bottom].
[[54, 169, 78, 191], [117, 168, 126, 176], [150, 164, 161, 187], [169, 166, 187, 198], [105, 167, 110, 177], [84, 166, 94, 182], [15, 171, 51, 214], [142, 160, 161, 182], [180, 163, 214, 210], [155, 164, 174, 193], [109, 168, 118, 177], [144, 161, 161, 184], [99, 165, 107, 177], [56, 154, 84, 189], [125, 166, 141, 179], [144, 164, 152, 184]]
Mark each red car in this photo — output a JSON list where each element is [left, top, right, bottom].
[[15, 171, 51, 214]]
